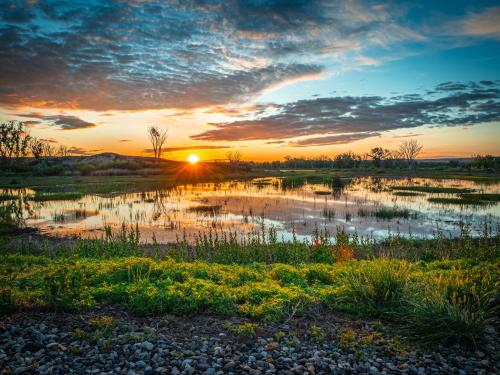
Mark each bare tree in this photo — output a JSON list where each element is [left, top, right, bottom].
[[43, 143, 55, 157], [226, 150, 243, 163], [30, 137, 45, 159], [148, 126, 168, 160], [398, 139, 423, 168], [57, 145, 69, 157]]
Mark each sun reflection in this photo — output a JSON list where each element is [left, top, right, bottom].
[[187, 154, 200, 164]]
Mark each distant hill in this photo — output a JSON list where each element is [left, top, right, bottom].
[[75, 152, 182, 165]]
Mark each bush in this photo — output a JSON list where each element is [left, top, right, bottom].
[[338, 260, 411, 315], [406, 270, 498, 346]]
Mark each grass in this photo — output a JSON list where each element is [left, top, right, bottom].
[[33, 192, 84, 201], [0, 194, 15, 202], [1, 254, 497, 346], [314, 190, 332, 195], [187, 205, 223, 215], [390, 186, 475, 194], [393, 191, 422, 197], [459, 193, 500, 202], [428, 197, 492, 206], [374, 207, 415, 220], [357, 207, 416, 220]]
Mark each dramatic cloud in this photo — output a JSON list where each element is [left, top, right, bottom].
[[144, 145, 232, 154], [460, 6, 500, 39], [0, 0, 423, 111], [192, 81, 500, 145], [290, 133, 381, 147], [67, 147, 102, 156], [15, 112, 96, 130]]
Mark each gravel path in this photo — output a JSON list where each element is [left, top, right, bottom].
[[1, 308, 497, 374]]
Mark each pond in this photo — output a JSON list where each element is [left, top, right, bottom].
[[4, 177, 499, 243]]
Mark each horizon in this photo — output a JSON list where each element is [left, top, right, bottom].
[[1, 1, 499, 162]]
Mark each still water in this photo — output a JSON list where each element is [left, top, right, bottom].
[[6, 177, 500, 243]]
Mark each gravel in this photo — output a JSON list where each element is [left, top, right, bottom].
[[0, 309, 498, 374]]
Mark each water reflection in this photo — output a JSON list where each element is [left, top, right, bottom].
[[2, 177, 499, 243]]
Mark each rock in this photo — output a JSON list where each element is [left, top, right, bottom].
[[141, 341, 154, 351]]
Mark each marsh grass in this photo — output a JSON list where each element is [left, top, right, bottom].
[[0, 194, 15, 202], [33, 192, 84, 201], [314, 190, 332, 195], [460, 193, 500, 202], [393, 191, 422, 197], [187, 205, 223, 215], [428, 197, 491, 206], [390, 186, 475, 194], [357, 207, 416, 220]]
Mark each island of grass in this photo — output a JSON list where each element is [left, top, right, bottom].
[[392, 191, 423, 197], [32, 192, 85, 201], [390, 186, 475, 194], [428, 193, 500, 205]]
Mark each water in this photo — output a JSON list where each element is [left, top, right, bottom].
[[5, 177, 499, 243]]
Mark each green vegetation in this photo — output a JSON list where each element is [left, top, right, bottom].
[[390, 186, 475, 194], [314, 190, 332, 195], [0, 194, 15, 202], [428, 197, 491, 206], [1, 254, 497, 346], [33, 192, 84, 201], [187, 205, 223, 215], [357, 207, 416, 220], [459, 193, 500, 202], [393, 191, 422, 197]]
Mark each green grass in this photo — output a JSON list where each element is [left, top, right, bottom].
[[32, 192, 84, 201], [0, 194, 15, 202], [357, 207, 416, 220], [390, 186, 475, 194], [314, 190, 332, 195], [1, 254, 497, 346], [374, 207, 415, 220], [393, 191, 422, 197], [459, 193, 500, 202], [428, 197, 491, 206]]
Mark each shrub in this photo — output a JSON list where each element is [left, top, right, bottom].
[[338, 260, 411, 315], [406, 271, 498, 346]]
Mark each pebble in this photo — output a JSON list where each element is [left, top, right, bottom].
[[0, 313, 497, 375]]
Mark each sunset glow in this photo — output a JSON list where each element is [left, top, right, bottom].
[[0, 1, 498, 160], [187, 154, 200, 164]]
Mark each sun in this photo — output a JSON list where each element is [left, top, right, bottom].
[[187, 154, 200, 164]]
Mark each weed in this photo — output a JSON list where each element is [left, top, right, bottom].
[[309, 324, 326, 342], [232, 322, 259, 337]]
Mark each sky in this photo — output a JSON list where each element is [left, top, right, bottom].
[[0, 0, 499, 161]]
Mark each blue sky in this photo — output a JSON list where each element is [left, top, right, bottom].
[[0, 0, 498, 159]]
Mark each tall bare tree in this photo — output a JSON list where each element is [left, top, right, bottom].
[[148, 126, 168, 160], [57, 145, 69, 157], [43, 143, 55, 157], [29, 137, 45, 159], [226, 150, 243, 163], [398, 139, 423, 168]]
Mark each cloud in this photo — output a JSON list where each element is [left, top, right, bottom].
[[289, 132, 381, 147], [144, 145, 232, 154], [67, 147, 101, 156], [0, 0, 424, 111], [460, 6, 500, 39], [191, 81, 500, 145], [15, 112, 96, 130]]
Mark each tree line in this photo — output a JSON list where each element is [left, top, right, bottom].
[[0, 121, 73, 166]]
